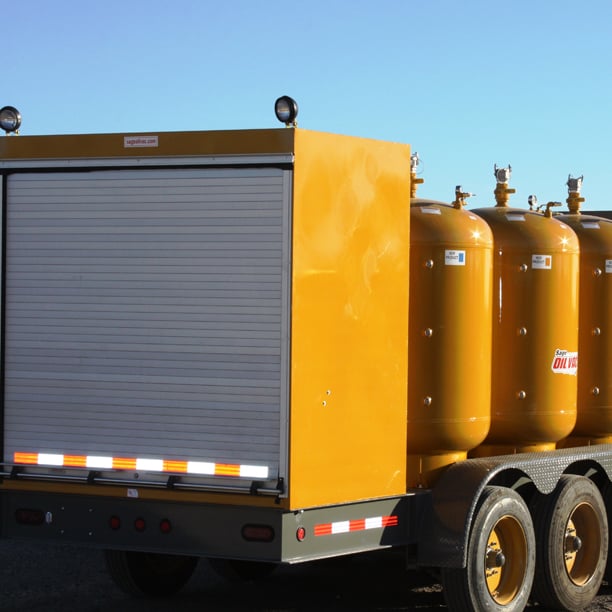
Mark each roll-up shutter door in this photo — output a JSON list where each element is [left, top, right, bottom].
[[3, 167, 290, 482]]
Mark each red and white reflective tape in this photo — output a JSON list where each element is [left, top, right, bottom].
[[314, 515, 398, 537], [13, 452, 269, 479]]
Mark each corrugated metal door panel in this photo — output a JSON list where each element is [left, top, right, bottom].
[[3, 167, 290, 479]]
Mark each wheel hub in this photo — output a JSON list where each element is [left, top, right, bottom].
[[486, 547, 506, 570]]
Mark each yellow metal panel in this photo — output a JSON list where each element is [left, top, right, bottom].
[[0, 480, 286, 508], [288, 130, 411, 509], [0, 128, 294, 160]]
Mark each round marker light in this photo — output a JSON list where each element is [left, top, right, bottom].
[[134, 517, 146, 532], [274, 96, 298, 126], [296, 527, 306, 542], [109, 515, 121, 530], [0, 106, 22, 134]]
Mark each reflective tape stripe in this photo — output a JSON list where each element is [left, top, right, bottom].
[[314, 515, 398, 537], [186, 461, 216, 475], [13, 452, 268, 479]]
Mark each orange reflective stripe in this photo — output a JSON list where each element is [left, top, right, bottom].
[[64, 455, 87, 467], [112, 457, 137, 470], [163, 460, 188, 473], [12, 451, 267, 479], [215, 463, 241, 477], [314, 523, 333, 536], [14, 452, 38, 464], [314, 515, 399, 537]]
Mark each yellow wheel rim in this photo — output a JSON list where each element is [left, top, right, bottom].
[[484, 515, 528, 605], [564, 502, 601, 586]]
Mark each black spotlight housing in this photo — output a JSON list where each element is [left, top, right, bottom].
[[0, 106, 22, 134], [274, 96, 298, 126]]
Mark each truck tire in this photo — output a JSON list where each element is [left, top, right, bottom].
[[603, 481, 612, 582], [441, 486, 535, 612], [530, 475, 607, 611], [104, 549, 198, 597]]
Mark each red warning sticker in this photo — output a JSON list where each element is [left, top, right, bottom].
[[551, 349, 578, 375]]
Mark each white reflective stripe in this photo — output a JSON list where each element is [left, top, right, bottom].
[[186, 461, 216, 475], [16, 451, 268, 480], [86, 456, 113, 469], [136, 458, 164, 472], [240, 465, 269, 479], [365, 516, 383, 529], [315, 515, 399, 537], [332, 521, 351, 534], [38, 453, 64, 466]]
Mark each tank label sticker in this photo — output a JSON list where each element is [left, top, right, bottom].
[[581, 221, 600, 229], [506, 213, 526, 221], [420, 207, 441, 215], [445, 250, 466, 266], [606, 260, 612, 273], [532, 254, 552, 270], [551, 349, 578, 375]]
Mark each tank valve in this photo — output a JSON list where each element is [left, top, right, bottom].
[[493, 164, 516, 207], [544, 201, 562, 218], [410, 152, 425, 199], [452, 185, 475, 209], [566, 174, 585, 214]]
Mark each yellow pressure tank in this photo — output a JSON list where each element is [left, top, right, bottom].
[[408, 167, 493, 487], [557, 176, 612, 446], [471, 166, 580, 456]]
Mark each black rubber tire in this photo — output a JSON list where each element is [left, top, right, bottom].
[[441, 486, 535, 612], [603, 480, 612, 583], [530, 475, 608, 611], [208, 558, 277, 582], [104, 549, 198, 597]]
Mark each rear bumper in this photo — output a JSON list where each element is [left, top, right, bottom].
[[0, 488, 419, 564]]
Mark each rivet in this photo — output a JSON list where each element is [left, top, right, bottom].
[[425, 259, 434, 269], [592, 387, 600, 396], [423, 328, 433, 338], [518, 327, 527, 336], [423, 396, 432, 406], [594, 267, 603, 277], [517, 390, 527, 400], [520, 264, 528, 272], [593, 327, 601, 336]]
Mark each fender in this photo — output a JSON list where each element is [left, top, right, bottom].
[[417, 444, 612, 568]]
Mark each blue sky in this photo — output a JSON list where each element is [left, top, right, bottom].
[[3, 0, 612, 210]]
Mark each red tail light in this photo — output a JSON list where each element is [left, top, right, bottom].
[[241, 524, 275, 542]]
